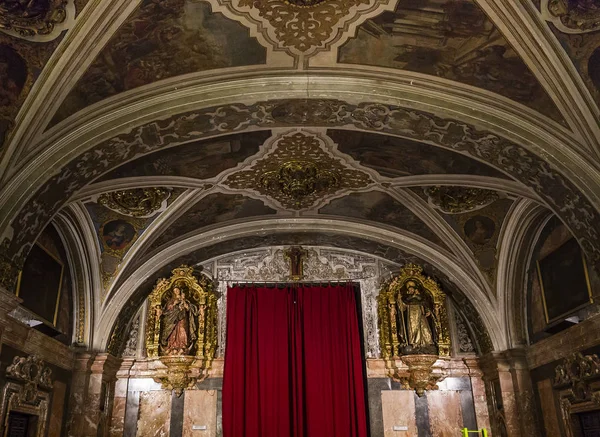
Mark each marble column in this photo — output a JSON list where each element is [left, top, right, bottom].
[[0, 285, 22, 357], [464, 358, 491, 433], [480, 349, 540, 437], [110, 358, 135, 437], [66, 353, 122, 437]]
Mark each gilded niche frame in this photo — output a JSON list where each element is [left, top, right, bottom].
[[145, 266, 218, 363], [378, 264, 451, 359]]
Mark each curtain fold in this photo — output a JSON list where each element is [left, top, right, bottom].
[[222, 284, 368, 437]]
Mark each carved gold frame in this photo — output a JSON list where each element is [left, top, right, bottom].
[[145, 266, 218, 363], [377, 263, 451, 359]]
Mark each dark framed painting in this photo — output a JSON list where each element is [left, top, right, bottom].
[[537, 238, 593, 323], [16, 243, 64, 325]]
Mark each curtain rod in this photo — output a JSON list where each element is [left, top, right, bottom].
[[226, 280, 357, 286]]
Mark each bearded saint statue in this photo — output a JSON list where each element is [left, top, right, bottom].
[[156, 286, 199, 355], [396, 280, 438, 355]]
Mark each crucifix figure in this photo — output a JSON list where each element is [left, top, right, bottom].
[[284, 246, 307, 281]]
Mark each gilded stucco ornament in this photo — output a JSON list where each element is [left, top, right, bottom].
[[0, 0, 68, 37], [145, 266, 218, 395], [378, 264, 451, 395], [224, 131, 373, 210], [425, 186, 499, 214], [546, 0, 600, 32], [209, 0, 395, 59], [98, 187, 170, 218]]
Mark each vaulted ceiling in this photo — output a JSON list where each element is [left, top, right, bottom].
[[0, 0, 599, 352]]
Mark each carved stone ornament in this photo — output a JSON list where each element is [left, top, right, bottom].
[[546, 0, 600, 32], [145, 266, 218, 394], [6, 355, 53, 404], [98, 187, 170, 218], [224, 131, 373, 210], [0, 0, 68, 37], [397, 354, 443, 397], [424, 186, 500, 214], [210, 0, 395, 59]]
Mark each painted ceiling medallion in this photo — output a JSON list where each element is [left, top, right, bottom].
[[98, 188, 170, 218], [223, 131, 373, 210], [209, 0, 395, 59], [0, 0, 68, 37], [545, 0, 600, 32], [424, 186, 499, 214]]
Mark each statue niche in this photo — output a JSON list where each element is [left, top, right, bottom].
[[378, 264, 452, 395], [145, 266, 218, 394]]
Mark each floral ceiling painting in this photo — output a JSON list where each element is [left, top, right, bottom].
[[339, 0, 565, 123]]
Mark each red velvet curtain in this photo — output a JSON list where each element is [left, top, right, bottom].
[[222, 284, 368, 437]]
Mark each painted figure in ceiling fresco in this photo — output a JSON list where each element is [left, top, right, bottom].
[[0, 45, 27, 108], [396, 280, 437, 355], [101, 219, 136, 251], [464, 215, 495, 246], [157, 285, 198, 355], [0, 0, 50, 19]]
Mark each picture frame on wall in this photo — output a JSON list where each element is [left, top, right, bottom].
[[16, 243, 64, 326], [536, 237, 593, 324]]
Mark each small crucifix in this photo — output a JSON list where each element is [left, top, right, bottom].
[[284, 246, 307, 281]]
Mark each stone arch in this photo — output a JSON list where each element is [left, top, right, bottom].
[[97, 218, 502, 356]]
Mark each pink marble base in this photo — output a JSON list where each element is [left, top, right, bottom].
[[537, 379, 561, 437], [427, 391, 463, 437], [183, 390, 218, 437], [381, 391, 417, 437], [48, 381, 67, 437], [137, 391, 172, 437]]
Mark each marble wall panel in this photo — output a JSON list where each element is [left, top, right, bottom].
[[48, 380, 67, 437], [182, 390, 218, 437], [137, 390, 172, 437], [537, 379, 561, 437], [381, 391, 417, 437], [427, 391, 463, 437]]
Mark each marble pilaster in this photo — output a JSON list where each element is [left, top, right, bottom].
[[137, 390, 172, 437], [66, 353, 122, 437], [183, 390, 218, 437], [110, 358, 135, 437], [427, 391, 463, 436], [480, 349, 540, 437], [537, 379, 561, 437], [464, 358, 491, 433], [381, 391, 417, 437]]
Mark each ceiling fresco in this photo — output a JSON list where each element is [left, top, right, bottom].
[[0, 35, 63, 152], [543, 3, 600, 103], [97, 131, 271, 182], [328, 129, 509, 179], [431, 194, 514, 284], [51, 0, 267, 125], [145, 193, 277, 254], [338, 0, 565, 123], [318, 190, 450, 251]]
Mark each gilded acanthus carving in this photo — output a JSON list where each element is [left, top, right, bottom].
[[224, 131, 373, 210], [0, 0, 68, 37], [98, 187, 170, 218], [554, 352, 600, 402], [424, 186, 500, 214], [145, 266, 218, 394], [378, 264, 451, 358], [6, 355, 52, 404], [378, 264, 451, 395], [547, 0, 600, 32]]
